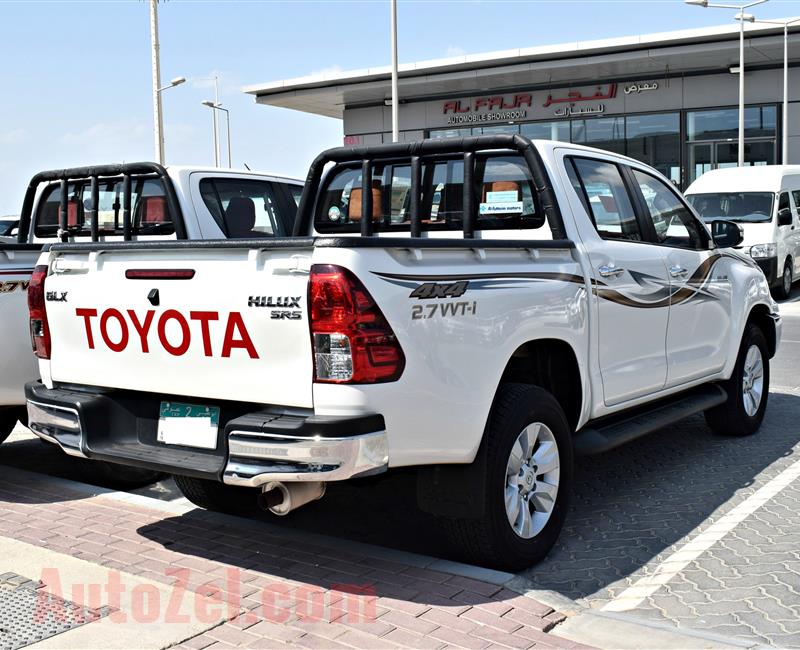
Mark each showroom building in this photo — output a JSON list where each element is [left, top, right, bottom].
[[245, 20, 800, 189]]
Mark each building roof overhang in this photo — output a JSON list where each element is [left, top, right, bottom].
[[244, 19, 800, 119]]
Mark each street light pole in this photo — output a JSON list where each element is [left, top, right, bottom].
[[149, 0, 164, 165], [739, 9, 746, 166], [685, 0, 768, 167], [390, 0, 399, 143], [741, 17, 800, 164], [202, 101, 231, 168], [213, 75, 221, 167]]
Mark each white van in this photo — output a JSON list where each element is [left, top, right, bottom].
[[685, 166, 800, 299]]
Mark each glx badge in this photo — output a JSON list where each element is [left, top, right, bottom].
[[46, 291, 68, 302]]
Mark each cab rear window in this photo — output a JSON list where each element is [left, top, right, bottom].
[[35, 178, 173, 238], [314, 153, 544, 233]]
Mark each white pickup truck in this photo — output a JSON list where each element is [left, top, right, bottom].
[[26, 136, 780, 569], [1, 162, 302, 445]]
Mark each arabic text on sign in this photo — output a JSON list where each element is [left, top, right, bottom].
[[543, 83, 617, 108], [553, 104, 606, 118], [623, 82, 659, 95]]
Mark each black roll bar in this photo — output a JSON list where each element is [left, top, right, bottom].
[[292, 134, 567, 240], [17, 162, 184, 243]]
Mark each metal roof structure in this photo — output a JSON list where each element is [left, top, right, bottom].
[[244, 19, 800, 119]]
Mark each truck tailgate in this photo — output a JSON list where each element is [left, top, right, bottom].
[[44, 248, 313, 408]]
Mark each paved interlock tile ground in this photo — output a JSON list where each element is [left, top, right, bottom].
[[0, 475, 587, 649]]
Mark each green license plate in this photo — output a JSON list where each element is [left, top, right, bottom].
[[157, 402, 220, 449]]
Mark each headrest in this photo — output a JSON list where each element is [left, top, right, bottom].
[[491, 181, 520, 194], [598, 195, 617, 213], [57, 198, 80, 228], [225, 197, 257, 237], [481, 181, 521, 202], [349, 185, 382, 223], [141, 196, 167, 224]]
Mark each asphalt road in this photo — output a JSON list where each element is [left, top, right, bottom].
[[2, 286, 800, 647]]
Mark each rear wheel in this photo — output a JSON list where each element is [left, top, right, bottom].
[[174, 474, 260, 515], [441, 384, 573, 572], [705, 324, 769, 437], [772, 260, 792, 300]]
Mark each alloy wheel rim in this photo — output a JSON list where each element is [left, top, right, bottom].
[[742, 344, 765, 417], [505, 422, 560, 539], [785, 267, 792, 295]]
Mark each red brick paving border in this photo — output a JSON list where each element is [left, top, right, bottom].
[[0, 475, 592, 649]]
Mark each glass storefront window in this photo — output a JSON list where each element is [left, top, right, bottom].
[[571, 117, 626, 155], [687, 106, 776, 141], [475, 125, 520, 135], [429, 128, 470, 139], [521, 121, 570, 142], [428, 104, 777, 188], [625, 113, 681, 184]]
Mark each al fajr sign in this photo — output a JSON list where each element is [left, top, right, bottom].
[[443, 93, 533, 114]]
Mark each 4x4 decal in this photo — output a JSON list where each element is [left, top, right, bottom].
[[409, 282, 469, 300]]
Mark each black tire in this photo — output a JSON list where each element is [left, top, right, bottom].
[[441, 384, 573, 572], [174, 474, 260, 515], [772, 260, 792, 300], [0, 407, 26, 445], [79, 461, 167, 490], [705, 324, 770, 437]]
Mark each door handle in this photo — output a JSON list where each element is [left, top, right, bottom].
[[598, 264, 625, 278], [669, 266, 689, 278]]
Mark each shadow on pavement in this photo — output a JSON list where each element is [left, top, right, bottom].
[[0, 427, 161, 495], [136, 508, 504, 610], [136, 392, 800, 601], [2, 392, 799, 605]]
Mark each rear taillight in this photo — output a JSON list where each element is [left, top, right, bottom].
[[28, 265, 50, 360], [309, 264, 405, 383]]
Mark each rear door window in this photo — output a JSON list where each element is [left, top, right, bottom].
[[34, 178, 173, 238], [199, 178, 293, 238], [567, 157, 642, 242], [314, 153, 543, 233]]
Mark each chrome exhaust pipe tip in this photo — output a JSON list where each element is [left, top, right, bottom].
[[259, 481, 326, 516]]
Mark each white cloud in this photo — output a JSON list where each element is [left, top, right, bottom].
[[445, 45, 466, 57]]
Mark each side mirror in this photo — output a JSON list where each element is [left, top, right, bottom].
[[711, 219, 744, 248], [778, 207, 793, 227]]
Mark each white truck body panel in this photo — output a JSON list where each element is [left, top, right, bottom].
[[31, 142, 778, 468], [0, 247, 40, 405], [44, 249, 313, 408], [1, 165, 302, 411]]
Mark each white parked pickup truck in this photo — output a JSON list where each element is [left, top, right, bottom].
[[0, 162, 302, 445], [27, 137, 781, 569]]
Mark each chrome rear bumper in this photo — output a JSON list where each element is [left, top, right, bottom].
[[26, 399, 87, 458], [223, 429, 389, 487], [25, 381, 388, 486]]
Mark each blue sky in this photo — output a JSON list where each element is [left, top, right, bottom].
[[0, 0, 797, 215]]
